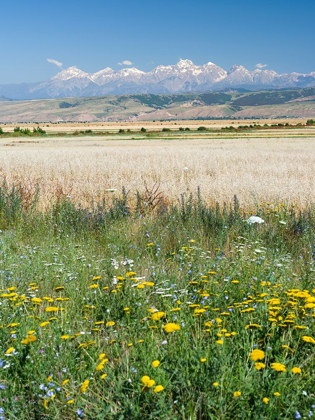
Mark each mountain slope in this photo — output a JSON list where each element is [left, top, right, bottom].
[[1, 60, 315, 100], [0, 88, 315, 122]]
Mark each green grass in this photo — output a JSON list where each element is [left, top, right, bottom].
[[0, 187, 315, 419]]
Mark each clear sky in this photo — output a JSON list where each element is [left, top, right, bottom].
[[1, 0, 314, 84]]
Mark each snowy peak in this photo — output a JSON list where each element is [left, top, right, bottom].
[[51, 66, 91, 81], [2, 59, 315, 99], [176, 59, 195, 69], [228, 65, 249, 75]]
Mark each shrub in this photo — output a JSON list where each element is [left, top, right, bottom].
[[33, 126, 46, 134], [140, 127, 147, 132], [197, 126, 207, 131]]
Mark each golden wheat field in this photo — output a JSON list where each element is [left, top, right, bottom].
[[1, 135, 315, 209]]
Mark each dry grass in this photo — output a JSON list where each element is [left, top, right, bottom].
[[1, 118, 309, 132], [0, 135, 315, 210]]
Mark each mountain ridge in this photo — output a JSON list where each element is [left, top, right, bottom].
[[1, 87, 315, 122], [1, 59, 315, 100]]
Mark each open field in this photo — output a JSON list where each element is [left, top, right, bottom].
[[1, 180, 315, 419], [0, 118, 311, 133], [1, 128, 315, 418], [0, 132, 315, 209]]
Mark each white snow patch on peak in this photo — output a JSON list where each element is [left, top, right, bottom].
[[93, 67, 114, 75], [176, 59, 195, 68], [229, 65, 247, 72], [52, 66, 90, 81], [118, 67, 145, 75]]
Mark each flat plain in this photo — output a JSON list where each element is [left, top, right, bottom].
[[1, 123, 315, 209], [1, 122, 315, 419]]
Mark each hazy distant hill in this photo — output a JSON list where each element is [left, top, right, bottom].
[[1, 88, 315, 122], [0, 60, 315, 100]]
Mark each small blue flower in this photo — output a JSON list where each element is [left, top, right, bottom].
[[296, 411, 301, 419], [77, 408, 84, 417]]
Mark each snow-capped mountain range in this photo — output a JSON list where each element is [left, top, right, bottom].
[[1, 59, 315, 100]]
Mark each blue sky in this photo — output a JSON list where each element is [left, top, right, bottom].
[[1, 0, 314, 84]]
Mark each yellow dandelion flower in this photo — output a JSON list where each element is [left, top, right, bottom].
[[302, 336, 315, 344], [245, 324, 261, 329], [106, 321, 115, 327], [60, 335, 69, 339], [96, 359, 108, 371], [100, 374, 107, 379], [271, 363, 286, 372], [80, 379, 90, 393], [254, 362, 265, 370], [147, 379, 155, 388], [151, 312, 165, 321], [216, 340, 223, 345], [263, 398, 269, 404], [250, 349, 265, 361], [200, 358, 207, 362], [45, 307, 64, 312], [28, 335, 37, 342], [141, 376, 151, 385], [213, 382, 219, 387], [7, 323, 20, 328], [152, 360, 160, 368], [274, 392, 281, 397], [31, 298, 43, 304], [154, 385, 164, 393], [62, 379, 69, 386], [291, 367, 301, 374], [163, 323, 180, 333], [233, 391, 241, 397]]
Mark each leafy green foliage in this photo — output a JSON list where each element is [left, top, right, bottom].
[[0, 186, 314, 418], [59, 101, 79, 109]]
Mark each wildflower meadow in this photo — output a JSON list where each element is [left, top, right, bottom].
[[0, 186, 314, 419]]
